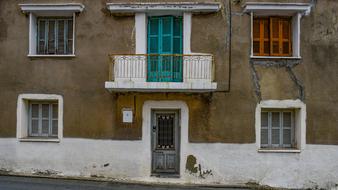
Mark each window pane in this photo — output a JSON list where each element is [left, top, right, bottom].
[[42, 104, 49, 118], [173, 38, 181, 54], [67, 20, 73, 54], [38, 20, 46, 54], [253, 41, 260, 54], [283, 112, 292, 127], [52, 104, 58, 119], [48, 20, 56, 54], [162, 17, 172, 35], [42, 120, 49, 134], [57, 20, 65, 54], [52, 120, 58, 136], [173, 18, 181, 36], [271, 18, 279, 39], [31, 119, 39, 134], [264, 41, 270, 54], [31, 104, 39, 118], [261, 112, 268, 127], [283, 42, 290, 55], [283, 129, 291, 145], [272, 129, 280, 145], [253, 19, 260, 39], [149, 18, 159, 35], [261, 129, 268, 145], [162, 36, 171, 52], [271, 112, 280, 128]]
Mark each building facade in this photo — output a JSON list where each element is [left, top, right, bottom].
[[0, 0, 337, 189]]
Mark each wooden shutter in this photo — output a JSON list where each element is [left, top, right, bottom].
[[253, 18, 269, 56], [270, 17, 291, 56]]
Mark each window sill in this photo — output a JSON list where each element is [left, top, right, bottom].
[[258, 148, 301, 153], [18, 138, 60, 143], [250, 56, 302, 60], [27, 54, 76, 58]]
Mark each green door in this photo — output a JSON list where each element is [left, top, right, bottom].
[[147, 16, 183, 82]]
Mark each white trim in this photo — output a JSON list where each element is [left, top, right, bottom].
[[243, 2, 312, 16], [255, 99, 306, 152], [135, 13, 147, 54], [258, 149, 301, 153], [19, 3, 85, 15], [27, 54, 76, 58], [106, 2, 220, 13], [17, 94, 64, 142], [250, 56, 302, 59], [183, 12, 192, 54], [105, 81, 217, 92], [142, 101, 189, 176], [18, 138, 60, 143]]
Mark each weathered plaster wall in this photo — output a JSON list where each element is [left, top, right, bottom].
[[0, 0, 337, 143]]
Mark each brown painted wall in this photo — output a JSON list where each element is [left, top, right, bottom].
[[0, 0, 337, 144]]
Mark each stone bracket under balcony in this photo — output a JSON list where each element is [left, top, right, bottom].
[[105, 54, 217, 92]]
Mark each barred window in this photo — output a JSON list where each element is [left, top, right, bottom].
[[29, 102, 58, 137], [261, 110, 294, 149], [253, 17, 292, 56], [37, 18, 73, 55]]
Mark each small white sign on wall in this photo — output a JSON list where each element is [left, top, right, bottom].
[[122, 108, 133, 123]]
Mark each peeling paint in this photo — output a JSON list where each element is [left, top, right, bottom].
[[185, 155, 212, 179]]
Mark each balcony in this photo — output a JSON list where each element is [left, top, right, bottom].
[[105, 54, 217, 92]]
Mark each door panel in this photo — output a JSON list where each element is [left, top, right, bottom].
[[147, 16, 183, 82], [151, 111, 180, 176]]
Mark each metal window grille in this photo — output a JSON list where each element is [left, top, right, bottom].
[[37, 18, 73, 55], [261, 110, 294, 148], [29, 102, 58, 137]]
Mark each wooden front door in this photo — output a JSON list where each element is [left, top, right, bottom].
[[151, 110, 180, 176], [147, 16, 183, 82]]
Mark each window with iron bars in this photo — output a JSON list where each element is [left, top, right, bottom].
[[37, 18, 73, 55]]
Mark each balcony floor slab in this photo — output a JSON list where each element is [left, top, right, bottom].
[[105, 81, 217, 92]]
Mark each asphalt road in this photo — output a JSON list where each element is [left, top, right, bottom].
[[0, 175, 251, 190]]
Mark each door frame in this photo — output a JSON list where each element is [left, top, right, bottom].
[[151, 109, 181, 177]]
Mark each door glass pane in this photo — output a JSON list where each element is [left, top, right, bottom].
[[162, 18, 172, 35], [162, 36, 171, 52], [173, 18, 181, 36], [157, 114, 174, 149], [149, 19, 159, 35], [149, 37, 158, 53]]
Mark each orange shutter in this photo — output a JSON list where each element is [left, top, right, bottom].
[[270, 17, 292, 56], [281, 18, 292, 56], [253, 18, 269, 56]]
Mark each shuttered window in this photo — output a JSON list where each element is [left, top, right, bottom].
[[37, 18, 73, 55], [253, 17, 292, 56], [261, 110, 294, 149], [29, 102, 58, 137]]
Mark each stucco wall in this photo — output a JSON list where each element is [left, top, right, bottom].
[[0, 0, 337, 144]]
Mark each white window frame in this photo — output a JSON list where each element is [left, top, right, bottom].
[[255, 99, 306, 153], [243, 2, 312, 59], [17, 94, 63, 142], [19, 3, 85, 57]]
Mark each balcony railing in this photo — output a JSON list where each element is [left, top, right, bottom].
[[106, 54, 217, 92]]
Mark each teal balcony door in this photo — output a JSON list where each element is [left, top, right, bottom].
[[147, 16, 183, 82]]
